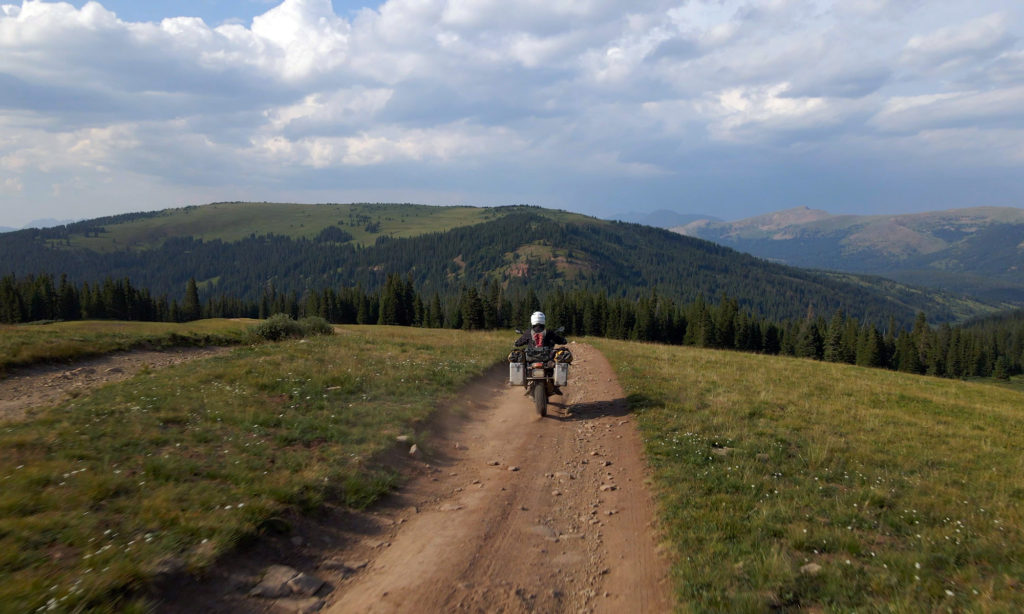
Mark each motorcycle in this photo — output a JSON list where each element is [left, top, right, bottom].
[[508, 327, 572, 417]]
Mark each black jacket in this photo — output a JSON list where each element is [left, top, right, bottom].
[[514, 328, 567, 348]]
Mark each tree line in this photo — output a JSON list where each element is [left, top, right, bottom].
[[0, 274, 202, 324], [2, 272, 1020, 381]]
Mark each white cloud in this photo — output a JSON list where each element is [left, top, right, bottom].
[[250, 121, 527, 168], [0, 0, 1023, 226], [0, 118, 140, 174], [902, 12, 1016, 72], [250, 0, 351, 79], [697, 82, 863, 143], [871, 86, 1024, 133], [439, 0, 648, 31], [264, 87, 393, 131]]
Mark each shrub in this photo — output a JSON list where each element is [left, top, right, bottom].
[[249, 314, 334, 341], [298, 316, 334, 336], [250, 314, 304, 341]]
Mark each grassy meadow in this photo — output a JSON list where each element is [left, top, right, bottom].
[[0, 326, 509, 613], [591, 338, 1024, 612], [62, 202, 496, 250], [53, 202, 608, 252], [0, 319, 255, 375]]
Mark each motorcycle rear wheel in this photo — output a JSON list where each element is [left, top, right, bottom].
[[533, 383, 547, 417]]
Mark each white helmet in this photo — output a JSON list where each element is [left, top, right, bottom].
[[530, 311, 546, 326]]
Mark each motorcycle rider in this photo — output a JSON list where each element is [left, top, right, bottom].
[[514, 311, 567, 395], [515, 311, 567, 349]]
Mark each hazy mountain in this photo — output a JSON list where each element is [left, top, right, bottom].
[[24, 218, 78, 229], [674, 206, 1024, 304], [607, 209, 719, 228], [0, 202, 1003, 326], [0, 218, 77, 233]]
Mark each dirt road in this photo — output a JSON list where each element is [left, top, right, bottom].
[[8, 342, 671, 612], [320, 342, 670, 613]]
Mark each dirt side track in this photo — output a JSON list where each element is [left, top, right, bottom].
[[319, 342, 671, 613], [0, 347, 231, 424]]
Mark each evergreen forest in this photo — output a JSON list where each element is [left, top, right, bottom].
[[2, 271, 1021, 381]]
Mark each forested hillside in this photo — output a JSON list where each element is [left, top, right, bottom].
[[0, 204, 998, 328]]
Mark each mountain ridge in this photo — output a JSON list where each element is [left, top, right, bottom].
[[0, 202, 1005, 326], [673, 206, 1024, 304], [605, 209, 719, 228]]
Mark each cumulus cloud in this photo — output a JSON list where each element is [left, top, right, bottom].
[[265, 87, 394, 134], [695, 82, 873, 146], [250, 0, 351, 78], [0, 0, 1022, 225]]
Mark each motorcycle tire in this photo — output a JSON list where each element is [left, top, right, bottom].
[[533, 383, 547, 417]]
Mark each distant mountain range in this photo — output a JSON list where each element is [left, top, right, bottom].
[[0, 202, 1004, 326], [673, 206, 1024, 305], [606, 209, 719, 228], [0, 218, 78, 233]]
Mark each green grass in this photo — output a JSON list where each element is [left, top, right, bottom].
[[591, 338, 1024, 613], [0, 319, 255, 375], [63, 203, 498, 250], [57, 202, 609, 252], [0, 326, 509, 612]]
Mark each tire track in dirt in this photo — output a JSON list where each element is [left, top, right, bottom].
[[321, 342, 671, 613], [0, 347, 232, 424]]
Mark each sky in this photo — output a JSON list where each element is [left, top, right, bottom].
[[1, 0, 1023, 228]]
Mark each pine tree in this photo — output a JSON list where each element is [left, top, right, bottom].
[[856, 325, 883, 367], [462, 287, 485, 330], [356, 292, 371, 325], [429, 293, 443, 328], [824, 310, 845, 362], [180, 278, 201, 322], [795, 318, 823, 359], [715, 295, 738, 348], [992, 356, 1010, 380], [378, 274, 402, 325], [894, 332, 922, 373]]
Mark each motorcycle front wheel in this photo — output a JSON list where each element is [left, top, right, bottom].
[[533, 383, 547, 417]]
